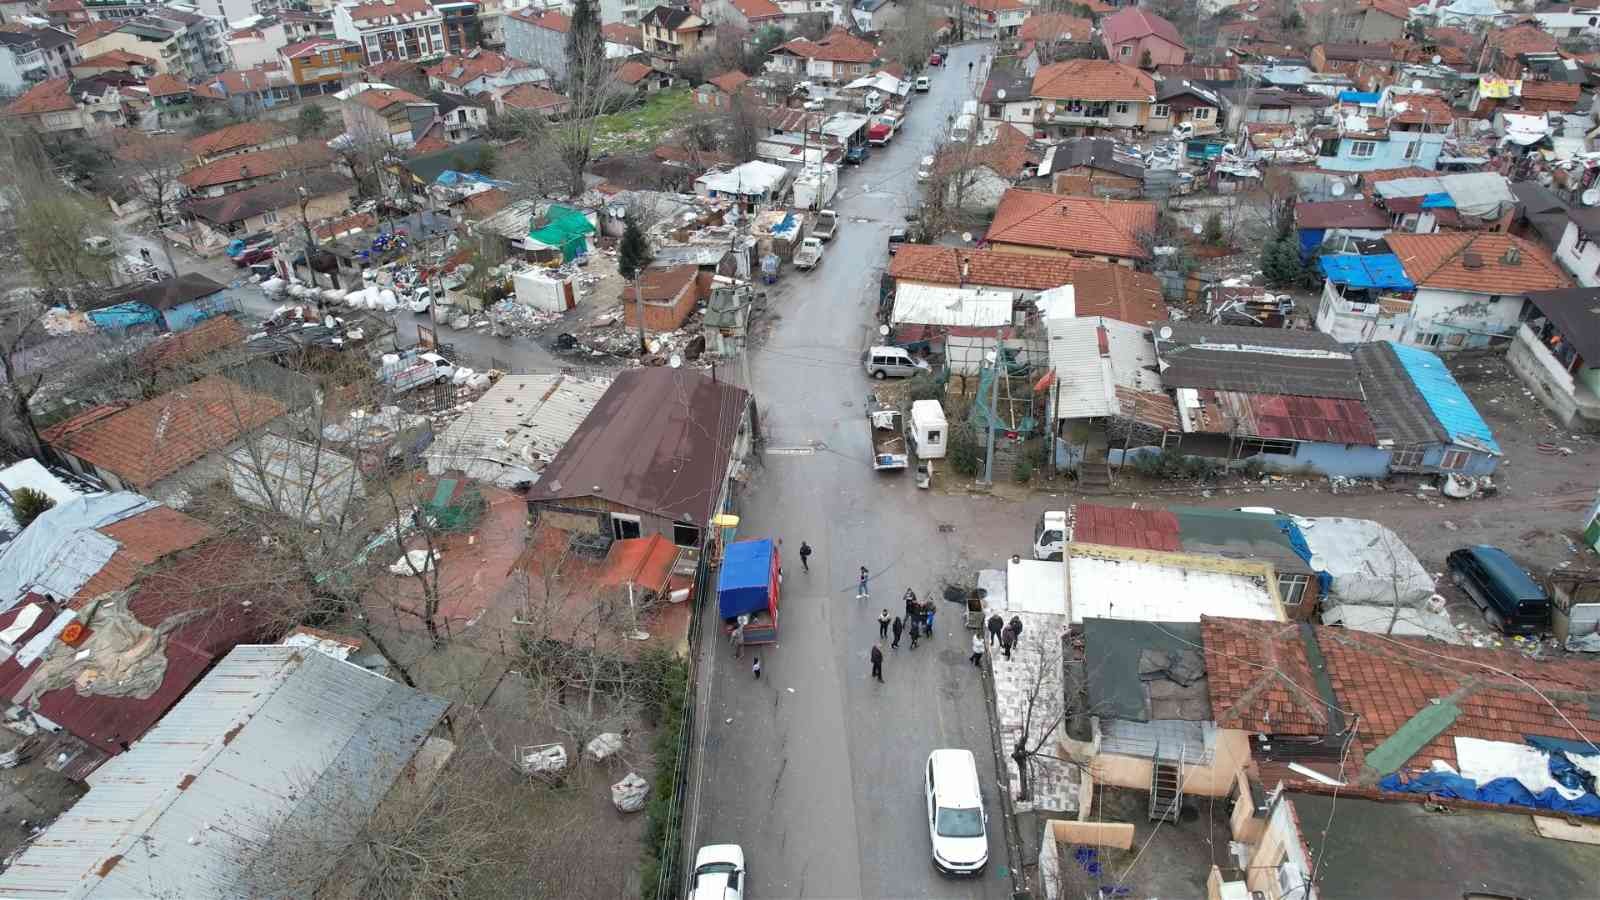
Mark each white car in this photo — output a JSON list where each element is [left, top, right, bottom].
[[407, 287, 433, 313], [1234, 506, 1285, 517], [689, 844, 745, 900], [916, 155, 934, 182], [915, 75, 931, 92], [925, 749, 988, 877]]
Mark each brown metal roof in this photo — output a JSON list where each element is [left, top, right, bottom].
[[526, 368, 750, 527]]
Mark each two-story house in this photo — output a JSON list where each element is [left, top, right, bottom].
[[333, 0, 444, 67], [503, 8, 569, 79], [176, 141, 334, 197], [1148, 79, 1223, 135], [192, 64, 298, 115], [962, 0, 1026, 41], [694, 69, 748, 109], [1, 75, 123, 133], [701, 0, 785, 34], [143, 71, 198, 126], [1383, 232, 1571, 349], [985, 187, 1157, 266], [1030, 58, 1155, 137], [184, 119, 297, 167], [278, 37, 361, 96], [1317, 87, 1451, 172], [640, 5, 707, 71], [342, 84, 438, 147], [767, 26, 876, 84], [1100, 6, 1184, 68], [1324, 0, 1408, 45], [426, 49, 540, 93]]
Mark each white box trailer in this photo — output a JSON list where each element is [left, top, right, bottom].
[[909, 399, 947, 459]]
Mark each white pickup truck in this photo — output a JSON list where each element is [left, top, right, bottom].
[[793, 236, 825, 270], [812, 209, 838, 241], [868, 402, 908, 471], [380, 351, 455, 393]]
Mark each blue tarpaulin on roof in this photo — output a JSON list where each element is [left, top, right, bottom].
[[1387, 342, 1501, 454], [1298, 227, 1326, 261], [1317, 253, 1415, 290], [1380, 769, 1600, 817], [1421, 192, 1455, 209], [1339, 91, 1380, 104], [718, 539, 776, 620], [1279, 518, 1333, 596]]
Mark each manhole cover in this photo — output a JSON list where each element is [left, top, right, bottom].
[[937, 524, 955, 533], [842, 400, 854, 407]]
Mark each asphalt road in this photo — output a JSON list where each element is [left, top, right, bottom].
[[687, 43, 1015, 900]]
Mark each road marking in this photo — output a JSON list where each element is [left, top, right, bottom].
[[766, 445, 818, 456]]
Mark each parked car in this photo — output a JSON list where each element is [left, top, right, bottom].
[[917, 155, 934, 182], [887, 227, 907, 255], [689, 844, 745, 900], [928, 52, 944, 67], [235, 243, 276, 267], [925, 748, 988, 877], [81, 235, 116, 256], [915, 75, 931, 92], [1447, 545, 1552, 636], [862, 345, 928, 379], [406, 286, 433, 313], [845, 144, 870, 165], [1234, 507, 1284, 516]]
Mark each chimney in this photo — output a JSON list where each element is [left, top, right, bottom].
[[960, 257, 970, 284], [1461, 252, 1483, 269], [1502, 246, 1521, 265]]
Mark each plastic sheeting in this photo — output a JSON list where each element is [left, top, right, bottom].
[[1373, 173, 1516, 220], [1317, 253, 1415, 290], [1297, 516, 1436, 607], [1380, 736, 1600, 817], [0, 492, 156, 614], [717, 539, 776, 621]]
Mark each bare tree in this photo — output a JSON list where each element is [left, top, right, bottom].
[[104, 131, 188, 276], [1007, 628, 1069, 804]]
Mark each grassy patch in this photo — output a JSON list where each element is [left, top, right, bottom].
[[593, 88, 697, 154]]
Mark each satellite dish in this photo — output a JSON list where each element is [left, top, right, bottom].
[[1584, 188, 1600, 207], [1158, 325, 1173, 340], [961, 231, 974, 242], [1192, 222, 1203, 235], [1330, 181, 1347, 197], [878, 323, 890, 335], [1411, 79, 1423, 90], [997, 88, 1007, 100], [1431, 54, 1442, 65], [669, 354, 682, 368]]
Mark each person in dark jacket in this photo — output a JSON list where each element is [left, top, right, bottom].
[[987, 613, 1004, 646], [908, 617, 921, 649], [904, 588, 918, 622], [870, 643, 884, 682], [999, 625, 1015, 660], [891, 616, 904, 648], [1009, 615, 1024, 642]]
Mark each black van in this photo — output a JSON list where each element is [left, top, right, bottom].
[[1447, 545, 1551, 636]]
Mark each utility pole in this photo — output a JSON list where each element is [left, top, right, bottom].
[[980, 333, 1001, 485], [635, 274, 648, 354]]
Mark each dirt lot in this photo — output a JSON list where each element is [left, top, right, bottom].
[[0, 733, 86, 864]]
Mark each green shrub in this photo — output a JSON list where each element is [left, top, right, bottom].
[[640, 654, 689, 900], [11, 487, 55, 529], [907, 372, 945, 402], [1202, 212, 1224, 245], [1014, 460, 1032, 483], [948, 419, 981, 477]]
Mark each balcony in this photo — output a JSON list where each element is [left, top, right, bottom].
[[1051, 111, 1112, 126]]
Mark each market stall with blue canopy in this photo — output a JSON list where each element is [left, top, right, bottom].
[[717, 538, 781, 644]]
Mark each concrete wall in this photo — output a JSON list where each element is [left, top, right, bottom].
[[1319, 131, 1443, 172], [1508, 323, 1600, 431], [1111, 441, 1392, 478], [1084, 726, 1251, 798], [1404, 287, 1524, 349], [1554, 219, 1600, 288]]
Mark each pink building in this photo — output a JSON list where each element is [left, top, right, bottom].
[[1099, 7, 1185, 69]]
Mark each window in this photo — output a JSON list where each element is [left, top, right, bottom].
[[1349, 140, 1377, 158], [1193, 107, 1212, 121], [1151, 104, 1170, 118], [1114, 101, 1129, 114], [1390, 445, 1425, 468], [673, 521, 701, 547], [1239, 437, 1295, 455], [1403, 139, 1420, 160], [987, 103, 1002, 117], [1119, 44, 1132, 56], [1417, 332, 1441, 347], [1440, 449, 1470, 470], [261, 209, 278, 225], [1277, 573, 1311, 607], [926, 429, 943, 446], [611, 513, 642, 540]]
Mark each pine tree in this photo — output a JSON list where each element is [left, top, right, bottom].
[[619, 215, 651, 281], [566, 0, 604, 95]]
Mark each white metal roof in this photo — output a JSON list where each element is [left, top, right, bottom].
[[891, 283, 1012, 327], [1065, 551, 1283, 624], [1005, 558, 1066, 615], [1046, 316, 1161, 420], [696, 161, 790, 195], [0, 645, 450, 899], [425, 373, 611, 488]]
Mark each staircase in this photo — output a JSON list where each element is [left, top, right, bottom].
[[1149, 743, 1183, 823], [1077, 451, 1113, 491]]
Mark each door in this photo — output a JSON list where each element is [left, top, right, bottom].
[[612, 514, 642, 540], [563, 281, 575, 310]]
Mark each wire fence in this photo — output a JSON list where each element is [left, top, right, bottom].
[[652, 549, 710, 900]]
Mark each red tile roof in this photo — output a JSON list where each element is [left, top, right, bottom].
[[500, 82, 568, 112], [1069, 501, 1181, 550], [937, 123, 1036, 179], [1388, 91, 1452, 126], [1031, 58, 1155, 101], [178, 142, 332, 191], [986, 189, 1157, 259], [144, 73, 189, 97], [425, 50, 522, 87], [1070, 265, 1168, 326], [1019, 13, 1093, 42], [136, 315, 247, 372], [74, 49, 154, 68], [4, 77, 74, 116], [193, 65, 285, 98], [1359, 0, 1411, 20], [346, 0, 434, 22], [1203, 615, 1600, 774], [774, 27, 877, 64], [727, 0, 782, 20], [40, 375, 285, 488], [73, 19, 118, 45], [617, 60, 655, 85], [1295, 199, 1389, 230], [512, 8, 569, 31], [1487, 23, 1557, 57], [1519, 80, 1582, 104], [888, 244, 1092, 291], [184, 120, 288, 159], [708, 70, 750, 95], [70, 505, 214, 605], [965, 0, 1026, 9], [1100, 6, 1184, 48], [278, 37, 355, 59], [351, 86, 426, 112], [601, 21, 643, 47], [1386, 232, 1572, 295]]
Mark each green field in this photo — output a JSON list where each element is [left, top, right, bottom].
[[591, 87, 697, 154]]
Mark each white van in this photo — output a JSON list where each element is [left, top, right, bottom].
[[950, 114, 974, 143], [925, 749, 988, 877], [1033, 509, 1066, 561], [862, 345, 927, 379], [917, 155, 935, 181]]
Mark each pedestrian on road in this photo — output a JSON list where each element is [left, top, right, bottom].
[[1000, 625, 1015, 660], [731, 623, 745, 659], [752, 656, 762, 679], [924, 602, 935, 637], [878, 609, 891, 639], [891, 616, 904, 648], [858, 566, 870, 599], [970, 633, 985, 668], [987, 613, 1004, 646], [799, 541, 812, 572], [908, 617, 921, 649], [904, 588, 917, 621], [870, 643, 884, 682], [1009, 615, 1024, 643]]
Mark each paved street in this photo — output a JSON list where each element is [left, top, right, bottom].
[[688, 43, 1014, 900]]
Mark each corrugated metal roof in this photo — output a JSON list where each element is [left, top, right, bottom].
[[1387, 342, 1500, 454], [1352, 342, 1449, 447], [1047, 316, 1163, 420], [891, 284, 1014, 328], [0, 645, 449, 899], [1154, 322, 1363, 400], [426, 374, 612, 487]]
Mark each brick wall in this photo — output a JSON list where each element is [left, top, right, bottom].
[[621, 283, 695, 332]]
